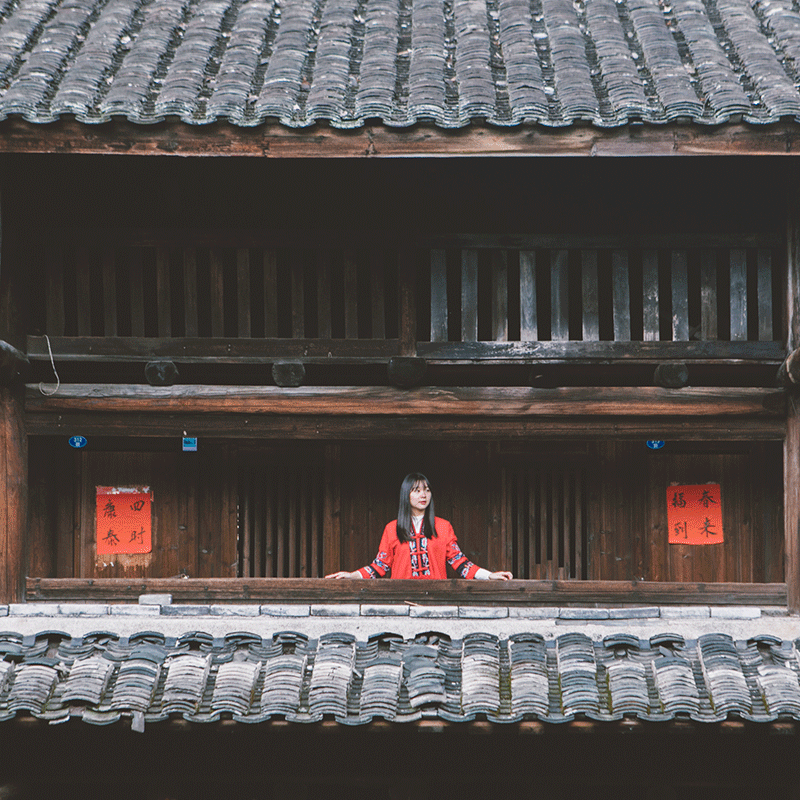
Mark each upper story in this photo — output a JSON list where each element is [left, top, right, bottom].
[[0, 0, 799, 614]]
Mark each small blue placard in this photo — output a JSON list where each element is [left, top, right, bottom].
[[68, 436, 87, 449], [646, 440, 665, 450], [182, 437, 198, 452]]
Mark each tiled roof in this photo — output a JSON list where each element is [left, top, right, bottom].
[[1, 0, 800, 129], [2, 629, 800, 728]]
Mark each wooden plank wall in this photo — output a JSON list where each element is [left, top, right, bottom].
[[27, 441, 237, 580], [26, 440, 783, 584]]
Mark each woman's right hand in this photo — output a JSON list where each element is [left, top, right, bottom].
[[324, 570, 362, 579]]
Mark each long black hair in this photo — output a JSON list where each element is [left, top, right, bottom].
[[396, 472, 436, 543]]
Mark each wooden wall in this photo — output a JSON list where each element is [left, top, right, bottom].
[[27, 439, 237, 580], [25, 438, 783, 584]]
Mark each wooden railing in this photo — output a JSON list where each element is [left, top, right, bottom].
[[419, 238, 781, 360], [25, 231, 785, 365], [24, 577, 788, 606]]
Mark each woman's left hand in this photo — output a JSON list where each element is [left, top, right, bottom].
[[488, 571, 513, 580]]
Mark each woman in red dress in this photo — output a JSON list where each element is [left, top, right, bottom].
[[325, 473, 513, 580]]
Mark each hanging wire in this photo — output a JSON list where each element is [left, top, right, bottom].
[[38, 334, 60, 396]]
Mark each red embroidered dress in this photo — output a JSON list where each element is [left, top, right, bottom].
[[357, 517, 480, 579]]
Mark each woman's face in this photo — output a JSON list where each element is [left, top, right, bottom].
[[409, 481, 431, 515]]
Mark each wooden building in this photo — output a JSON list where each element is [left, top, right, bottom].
[[1, 0, 800, 794]]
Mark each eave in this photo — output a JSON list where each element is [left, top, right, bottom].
[[3, 117, 800, 157]]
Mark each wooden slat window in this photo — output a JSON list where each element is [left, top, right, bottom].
[[550, 250, 569, 342], [421, 246, 780, 346], [492, 250, 509, 342], [35, 243, 398, 342], [641, 249, 660, 342], [504, 461, 588, 580], [430, 249, 448, 342], [238, 452, 324, 578], [30, 237, 780, 352], [729, 249, 748, 342]]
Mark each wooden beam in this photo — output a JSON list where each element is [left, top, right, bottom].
[[39, 228, 782, 251], [418, 340, 784, 362], [24, 576, 786, 604], [23, 412, 785, 440], [4, 118, 800, 158], [23, 384, 785, 417], [26, 337, 784, 365], [26, 336, 400, 363], [0, 340, 28, 385]]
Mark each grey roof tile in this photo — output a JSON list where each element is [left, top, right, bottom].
[[161, 652, 211, 715], [210, 657, 261, 715], [154, 0, 233, 121], [206, 0, 275, 122], [0, 629, 798, 727], [253, 0, 316, 123], [50, 0, 141, 120], [585, 0, 648, 120], [718, 0, 800, 118], [354, 0, 400, 121], [97, 0, 190, 121], [626, 0, 704, 119], [497, 0, 549, 121], [1, 0, 799, 127]]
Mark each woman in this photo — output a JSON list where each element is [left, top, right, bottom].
[[325, 473, 513, 580]]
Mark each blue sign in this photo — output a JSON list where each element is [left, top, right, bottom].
[[68, 436, 87, 449], [646, 440, 665, 450], [182, 437, 198, 452]]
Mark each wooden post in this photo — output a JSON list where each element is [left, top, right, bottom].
[[0, 387, 26, 602], [786, 182, 800, 613], [0, 185, 27, 602]]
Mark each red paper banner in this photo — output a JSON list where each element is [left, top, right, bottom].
[[667, 484, 723, 545], [96, 486, 152, 554]]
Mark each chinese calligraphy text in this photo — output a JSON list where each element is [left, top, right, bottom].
[[96, 487, 153, 555], [667, 484, 724, 545]]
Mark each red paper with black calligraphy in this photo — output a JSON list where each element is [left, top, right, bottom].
[[96, 486, 152, 554], [667, 484, 723, 545]]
